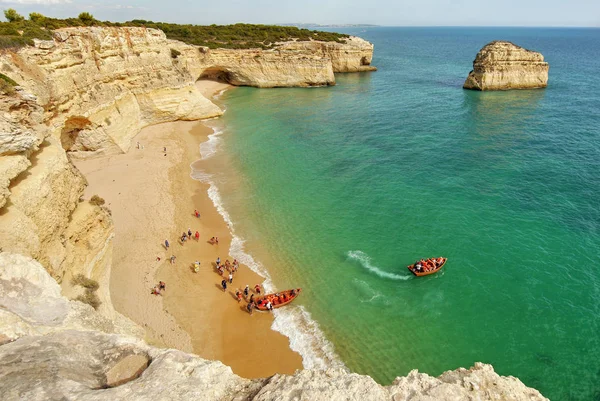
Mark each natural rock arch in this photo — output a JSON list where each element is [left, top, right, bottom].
[[198, 67, 235, 84]]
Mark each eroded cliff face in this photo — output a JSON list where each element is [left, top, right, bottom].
[[1, 27, 222, 156], [463, 41, 549, 91], [0, 253, 549, 401], [0, 27, 224, 322], [173, 36, 375, 88]]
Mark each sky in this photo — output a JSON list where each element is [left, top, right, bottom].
[[0, 0, 598, 27]]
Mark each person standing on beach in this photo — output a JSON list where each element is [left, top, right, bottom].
[[187, 229, 192, 239], [195, 231, 200, 241], [228, 273, 233, 284], [221, 279, 227, 292], [254, 284, 261, 294], [164, 239, 169, 249], [246, 301, 254, 315], [170, 255, 176, 264], [244, 285, 249, 298]]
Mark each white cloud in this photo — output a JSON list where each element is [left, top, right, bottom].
[[0, 0, 72, 4]]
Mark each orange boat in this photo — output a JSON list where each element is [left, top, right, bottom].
[[255, 288, 301, 311], [408, 257, 447, 277]]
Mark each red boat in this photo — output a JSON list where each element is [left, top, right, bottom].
[[408, 257, 447, 277], [254, 288, 301, 311]]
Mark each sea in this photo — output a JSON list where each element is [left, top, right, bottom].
[[192, 27, 600, 400]]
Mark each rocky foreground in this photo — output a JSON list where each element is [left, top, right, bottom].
[[0, 253, 548, 401], [463, 41, 549, 90]]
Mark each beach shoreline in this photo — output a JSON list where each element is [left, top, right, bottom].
[[75, 80, 303, 378]]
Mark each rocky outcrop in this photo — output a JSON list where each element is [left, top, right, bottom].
[[277, 36, 376, 73], [173, 36, 375, 88], [0, 253, 549, 401], [1, 27, 223, 157], [463, 41, 549, 90]]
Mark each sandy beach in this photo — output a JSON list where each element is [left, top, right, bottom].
[[75, 80, 302, 378]]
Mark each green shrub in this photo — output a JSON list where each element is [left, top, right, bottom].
[[72, 274, 100, 291], [78, 12, 96, 26], [29, 12, 45, 24], [89, 195, 105, 206], [76, 290, 101, 309], [0, 72, 18, 86], [4, 9, 24, 23]]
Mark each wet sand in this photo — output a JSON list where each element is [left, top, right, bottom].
[[75, 80, 303, 378]]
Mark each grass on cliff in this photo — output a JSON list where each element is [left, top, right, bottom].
[[1, 11, 349, 50], [0, 72, 18, 95]]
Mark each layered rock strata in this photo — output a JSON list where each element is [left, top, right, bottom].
[[0, 253, 549, 401], [463, 41, 549, 90]]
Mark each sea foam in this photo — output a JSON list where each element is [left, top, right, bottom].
[[191, 124, 345, 371]]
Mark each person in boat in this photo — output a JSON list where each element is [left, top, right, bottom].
[[266, 301, 273, 311], [291, 289, 296, 296]]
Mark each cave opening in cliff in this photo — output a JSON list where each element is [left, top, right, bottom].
[[360, 56, 371, 66], [61, 116, 92, 152], [198, 68, 234, 84]]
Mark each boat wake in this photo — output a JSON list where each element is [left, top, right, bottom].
[[347, 250, 411, 281], [352, 279, 392, 306]]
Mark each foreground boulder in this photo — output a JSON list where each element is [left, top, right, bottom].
[[463, 41, 549, 90]]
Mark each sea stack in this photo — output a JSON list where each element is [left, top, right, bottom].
[[463, 41, 549, 90]]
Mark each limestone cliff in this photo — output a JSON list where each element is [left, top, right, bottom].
[[277, 36, 376, 73], [2, 27, 223, 156], [463, 41, 549, 90], [173, 35, 376, 88], [0, 253, 549, 401]]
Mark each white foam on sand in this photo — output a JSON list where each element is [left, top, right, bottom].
[[199, 125, 224, 160], [191, 123, 346, 371]]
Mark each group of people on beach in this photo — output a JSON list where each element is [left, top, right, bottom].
[[151, 209, 223, 294], [218, 257, 240, 290], [232, 284, 265, 315], [151, 281, 166, 295], [412, 257, 445, 273], [180, 228, 200, 244], [152, 207, 272, 319]]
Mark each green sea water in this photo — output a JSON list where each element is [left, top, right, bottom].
[[196, 28, 600, 400]]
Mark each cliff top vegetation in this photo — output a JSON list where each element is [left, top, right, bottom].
[[0, 9, 349, 50]]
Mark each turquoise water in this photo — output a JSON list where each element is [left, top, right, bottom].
[[202, 28, 600, 400]]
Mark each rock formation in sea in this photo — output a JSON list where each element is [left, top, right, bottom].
[[463, 41, 549, 90], [0, 253, 549, 400], [0, 26, 546, 400]]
